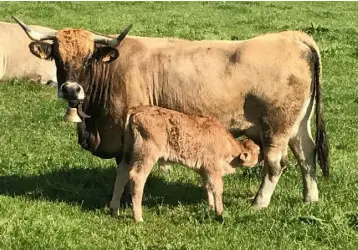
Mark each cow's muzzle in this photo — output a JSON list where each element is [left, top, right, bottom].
[[58, 81, 85, 101]]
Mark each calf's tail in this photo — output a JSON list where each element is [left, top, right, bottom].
[[122, 112, 135, 164]]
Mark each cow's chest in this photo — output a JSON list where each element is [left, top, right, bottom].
[[78, 118, 123, 159]]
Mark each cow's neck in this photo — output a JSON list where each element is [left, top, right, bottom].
[[83, 62, 113, 117], [77, 62, 126, 159]]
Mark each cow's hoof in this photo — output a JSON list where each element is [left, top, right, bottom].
[[303, 197, 319, 204], [251, 204, 267, 211], [303, 194, 319, 203], [246, 195, 256, 202], [251, 199, 269, 210], [134, 217, 144, 223], [110, 208, 119, 217]]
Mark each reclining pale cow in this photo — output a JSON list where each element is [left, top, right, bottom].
[[0, 21, 57, 85]]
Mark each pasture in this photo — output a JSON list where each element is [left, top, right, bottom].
[[0, 1, 358, 249]]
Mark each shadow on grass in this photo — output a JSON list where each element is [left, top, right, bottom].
[[0, 167, 204, 211], [348, 213, 358, 230]]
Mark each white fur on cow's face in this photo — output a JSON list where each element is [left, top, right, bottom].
[[58, 81, 85, 101]]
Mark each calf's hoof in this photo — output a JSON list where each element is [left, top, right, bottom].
[[215, 215, 224, 224]]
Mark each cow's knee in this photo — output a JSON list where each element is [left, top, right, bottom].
[[265, 148, 284, 176]]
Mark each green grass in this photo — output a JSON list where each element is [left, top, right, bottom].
[[1, 2, 358, 249]]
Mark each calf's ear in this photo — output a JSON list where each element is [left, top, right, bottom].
[[29, 41, 52, 60], [239, 152, 249, 162], [93, 47, 119, 63]]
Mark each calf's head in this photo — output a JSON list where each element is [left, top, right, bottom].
[[13, 16, 132, 104], [235, 139, 262, 167]]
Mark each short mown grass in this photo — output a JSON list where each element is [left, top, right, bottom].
[[0, 2, 358, 249]]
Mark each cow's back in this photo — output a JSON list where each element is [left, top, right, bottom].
[[122, 31, 314, 133]]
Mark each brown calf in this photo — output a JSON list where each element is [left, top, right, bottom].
[[109, 106, 261, 222]]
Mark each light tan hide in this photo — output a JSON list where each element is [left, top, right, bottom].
[[110, 106, 261, 221], [0, 21, 57, 84], [14, 16, 329, 210]]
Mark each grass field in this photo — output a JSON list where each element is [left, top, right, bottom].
[[0, 2, 358, 249]]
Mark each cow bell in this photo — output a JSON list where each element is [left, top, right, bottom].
[[64, 107, 82, 123]]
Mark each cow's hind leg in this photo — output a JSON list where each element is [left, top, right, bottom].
[[289, 119, 318, 203], [252, 138, 288, 209]]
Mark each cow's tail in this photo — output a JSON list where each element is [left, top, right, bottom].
[[303, 36, 330, 178]]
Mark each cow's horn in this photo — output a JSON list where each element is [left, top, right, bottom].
[[12, 16, 56, 41], [93, 23, 133, 47]]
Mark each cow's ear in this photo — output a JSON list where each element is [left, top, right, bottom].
[[93, 47, 119, 63], [29, 42, 52, 60]]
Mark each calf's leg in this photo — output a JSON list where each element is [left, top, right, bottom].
[[116, 156, 132, 205], [200, 172, 215, 209], [130, 159, 155, 222], [207, 170, 224, 216], [110, 161, 130, 215]]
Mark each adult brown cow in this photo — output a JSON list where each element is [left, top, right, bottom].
[[13, 16, 329, 210]]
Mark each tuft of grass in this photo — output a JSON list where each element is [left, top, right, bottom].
[[1, 2, 358, 249]]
